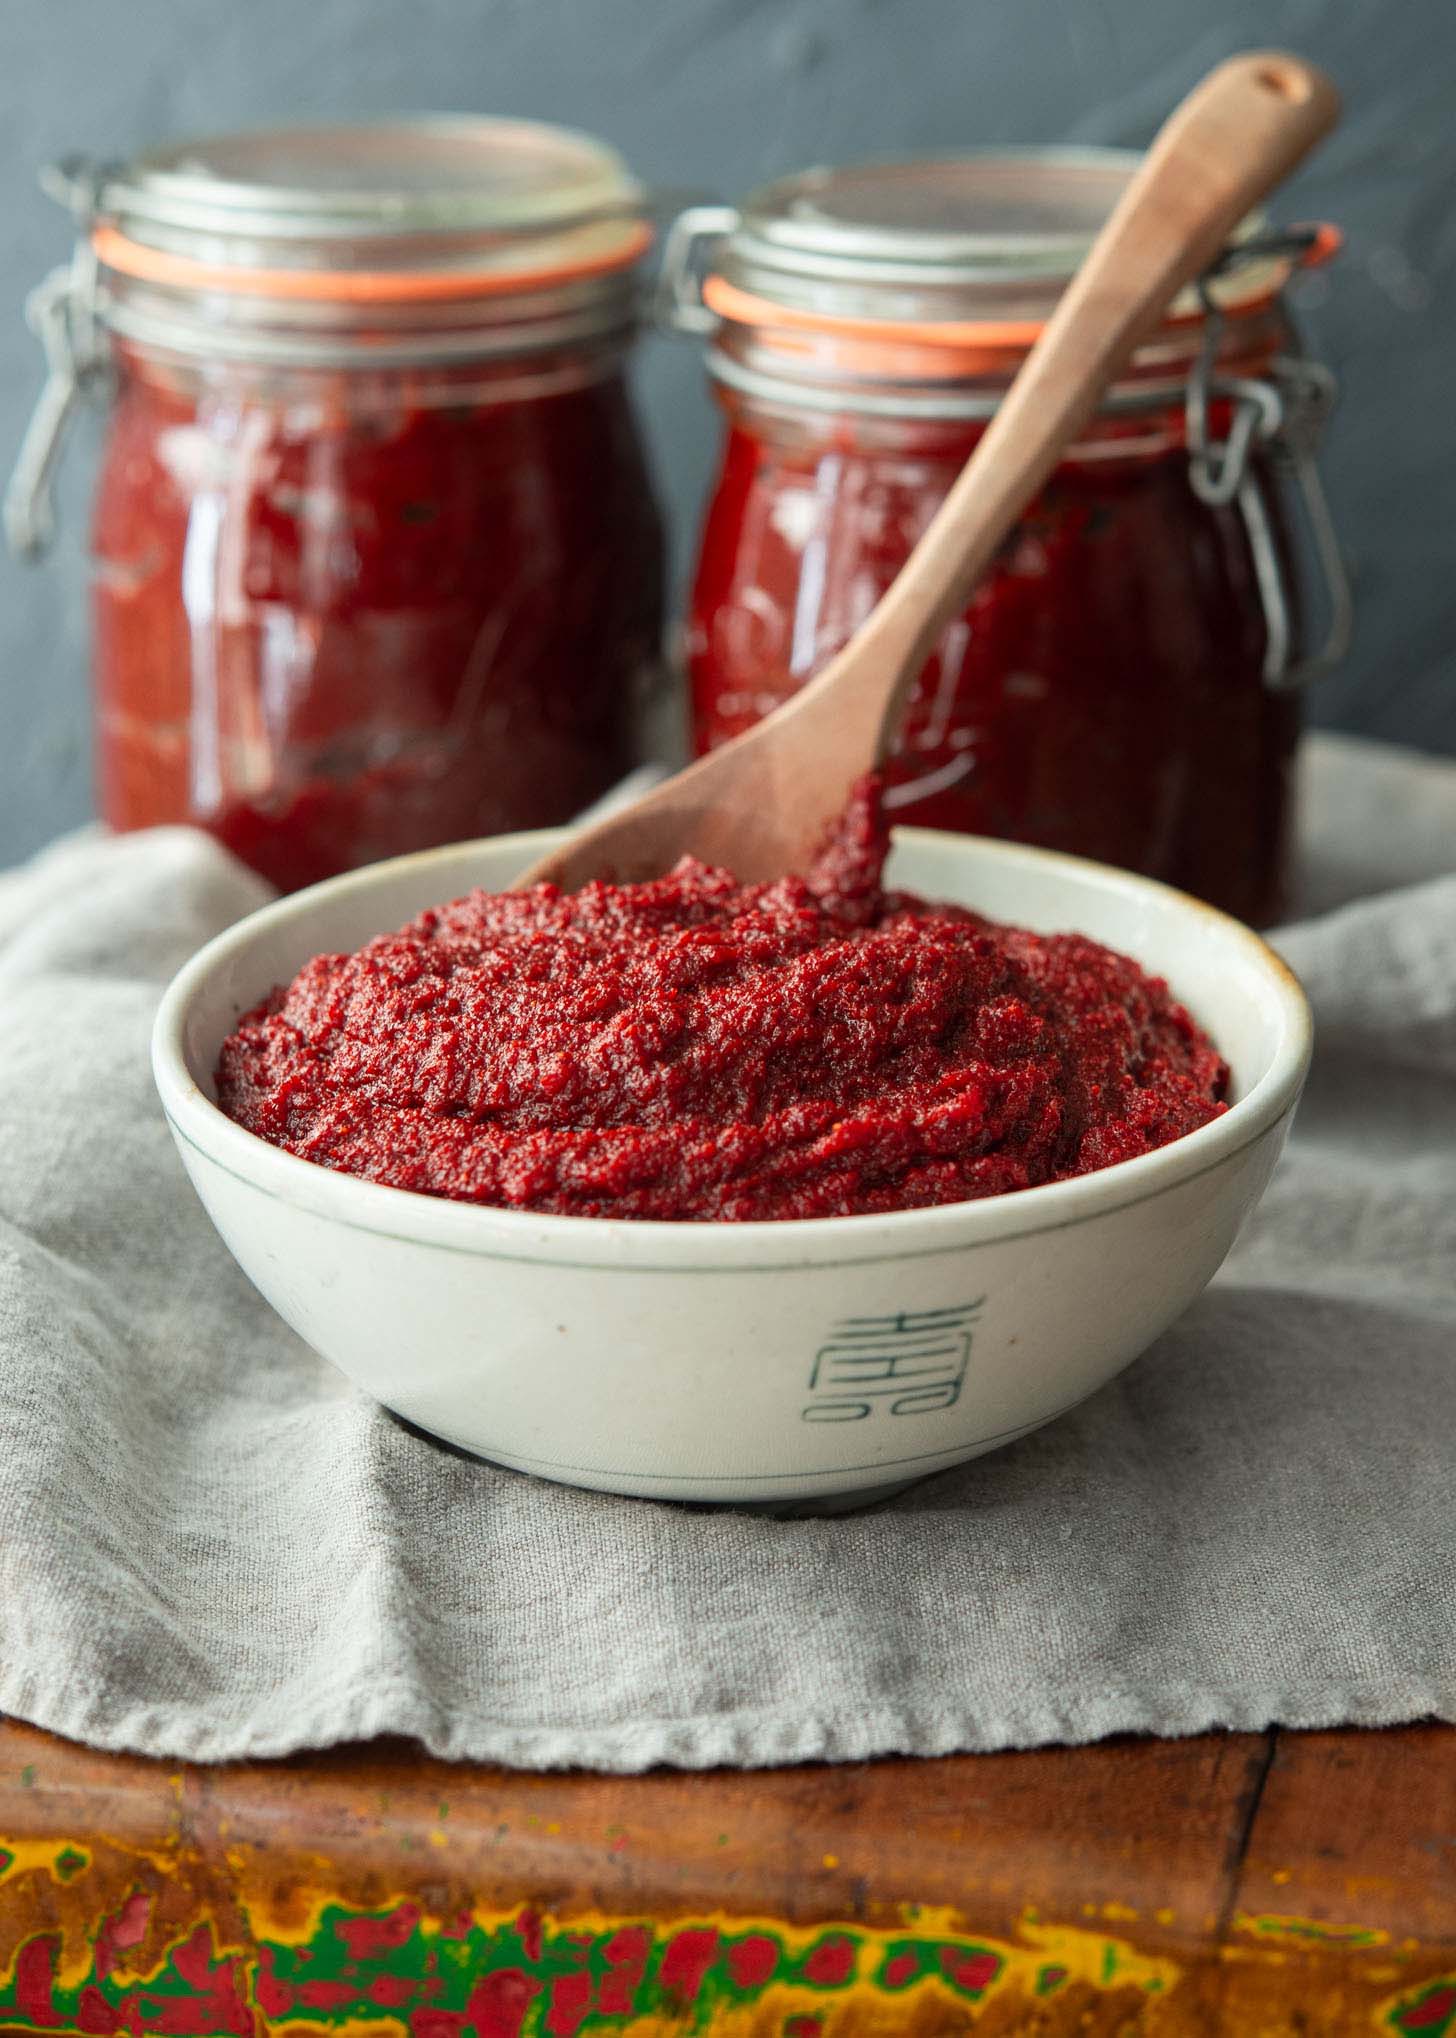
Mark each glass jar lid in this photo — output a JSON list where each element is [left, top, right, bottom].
[[705, 148, 1302, 331], [63, 116, 650, 298]]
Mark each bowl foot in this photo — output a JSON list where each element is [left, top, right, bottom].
[[385, 1410, 925, 1515], [718, 1478, 925, 1517]]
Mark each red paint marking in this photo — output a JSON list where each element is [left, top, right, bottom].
[[658, 1926, 719, 2004], [599, 1925, 651, 2014], [253, 1951, 295, 2020], [413, 2014, 467, 2038], [334, 1900, 420, 1958], [803, 1935, 855, 1987], [726, 1933, 779, 1989], [784, 2018, 824, 2037], [940, 1946, 1001, 1994], [15, 1937, 61, 2025], [369, 1973, 418, 2008], [1404, 1988, 1456, 2031], [517, 1907, 543, 1963], [545, 1971, 594, 2035], [883, 1950, 919, 1988], [118, 1926, 252, 2037], [113, 1895, 151, 1949], [169, 1927, 214, 1990], [95, 1892, 153, 1982], [298, 1979, 358, 2011], [143, 1986, 250, 2038], [465, 1965, 541, 2038], [443, 1908, 475, 1940], [76, 1986, 121, 2035]]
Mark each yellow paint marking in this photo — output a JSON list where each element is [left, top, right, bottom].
[[1234, 1910, 1389, 1949], [0, 1838, 89, 1884], [1016, 1915, 1181, 1997]]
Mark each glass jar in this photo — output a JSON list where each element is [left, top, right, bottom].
[[667, 154, 1349, 925], [9, 119, 665, 890]]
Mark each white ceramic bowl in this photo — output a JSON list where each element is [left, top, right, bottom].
[[153, 828, 1311, 1509]]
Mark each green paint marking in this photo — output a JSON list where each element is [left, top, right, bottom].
[[1387, 1976, 1456, 2037], [53, 1848, 87, 1883], [18, 1766, 35, 1788], [437, 1800, 450, 1821], [874, 1937, 1001, 1998], [1249, 1913, 1383, 1948], [0, 1849, 12, 1877], [246, 1904, 809, 2028], [0, 1893, 1130, 2034], [1101, 1940, 1118, 1983]]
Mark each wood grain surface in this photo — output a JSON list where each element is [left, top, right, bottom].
[[0, 1718, 1452, 2034]]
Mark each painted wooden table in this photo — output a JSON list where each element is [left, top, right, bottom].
[[0, 1718, 1452, 2036]]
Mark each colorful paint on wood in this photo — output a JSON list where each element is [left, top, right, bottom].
[[0, 1862, 1181, 2036], [0, 1720, 1451, 2034]]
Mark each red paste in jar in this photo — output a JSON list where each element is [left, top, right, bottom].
[[689, 409, 1299, 927], [216, 779, 1227, 1221], [93, 352, 663, 892]]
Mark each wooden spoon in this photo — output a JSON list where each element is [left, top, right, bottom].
[[519, 51, 1339, 890]]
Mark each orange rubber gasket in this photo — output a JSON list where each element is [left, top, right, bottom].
[[91, 218, 654, 303], [702, 222, 1342, 371]]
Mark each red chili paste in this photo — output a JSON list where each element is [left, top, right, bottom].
[[689, 410, 1299, 926], [216, 780, 1227, 1221], [93, 352, 663, 892]]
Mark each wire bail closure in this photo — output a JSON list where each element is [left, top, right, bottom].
[[4, 160, 111, 563], [1185, 229, 1352, 688], [652, 204, 740, 337]]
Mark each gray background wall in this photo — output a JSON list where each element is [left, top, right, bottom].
[[2, 0, 1452, 867]]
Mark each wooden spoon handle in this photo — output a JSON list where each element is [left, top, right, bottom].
[[824, 50, 1341, 746]]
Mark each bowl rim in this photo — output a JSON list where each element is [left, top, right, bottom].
[[151, 823, 1313, 1270]]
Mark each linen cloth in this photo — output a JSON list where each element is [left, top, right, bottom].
[[0, 733, 1452, 1768]]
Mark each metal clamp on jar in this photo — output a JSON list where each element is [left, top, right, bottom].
[[660, 152, 1350, 924], [8, 119, 665, 890]]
